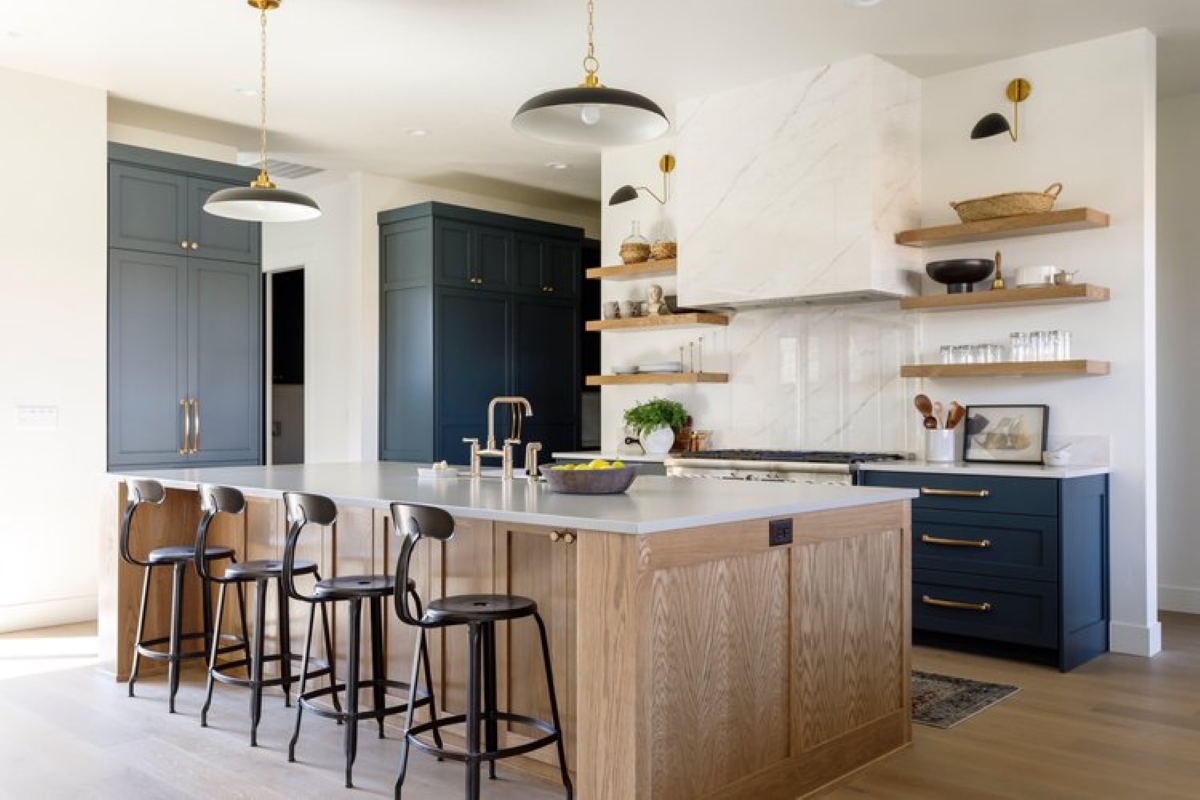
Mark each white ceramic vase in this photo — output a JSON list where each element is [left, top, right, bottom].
[[642, 426, 676, 455]]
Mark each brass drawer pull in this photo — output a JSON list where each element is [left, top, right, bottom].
[[920, 487, 990, 498], [921, 594, 992, 613], [921, 534, 992, 549]]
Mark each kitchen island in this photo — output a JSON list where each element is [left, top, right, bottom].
[[101, 462, 916, 799]]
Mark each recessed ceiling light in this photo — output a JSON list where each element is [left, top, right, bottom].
[[234, 87, 258, 97], [4, 27, 36, 39], [846, 0, 883, 7], [545, 161, 569, 170], [405, 128, 430, 137]]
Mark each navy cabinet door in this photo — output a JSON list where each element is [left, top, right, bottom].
[[435, 220, 511, 291], [512, 297, 579, 454], [108, 165, 260, 264], [109, 164, 190, 256], [380, 284, 435, 462], [188, 260, 262, 465], [107, 250, 191, 468], [435, 290, 510, 460], [514, 236, 581, 299]]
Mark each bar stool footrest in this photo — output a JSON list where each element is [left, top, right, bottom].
[[210, 653, 333, 689], [297, 679, 434, 724], [406, 711, 562, 764], [135, 631, 245, 663]]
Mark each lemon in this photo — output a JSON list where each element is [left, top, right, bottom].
[[588, 459, 610, 469], [613, 460, 625, 468]]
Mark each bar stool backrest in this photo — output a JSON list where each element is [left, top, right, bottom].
[[282, 491, 338, 603], [120, 478, 166, 568], [389, 503, 455, 627], [195, 484, 246, 581]]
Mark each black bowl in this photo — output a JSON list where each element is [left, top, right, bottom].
[[926, 259, 995, 293]]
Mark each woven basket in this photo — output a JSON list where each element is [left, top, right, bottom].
[[650, 241, 677, 261], [949, 182, 1062, 223], [619, 242, 651, 264]]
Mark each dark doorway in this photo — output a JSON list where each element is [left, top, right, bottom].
[[269, 268, 304, 464]]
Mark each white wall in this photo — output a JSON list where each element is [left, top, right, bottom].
[[1157, 92, 1200, 613], [0, 67, 107, 632], [264, 173, 598, 463], [919, 30, 1158, 654]]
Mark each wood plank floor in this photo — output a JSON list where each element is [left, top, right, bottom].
[[4, 615, 1200, 798]]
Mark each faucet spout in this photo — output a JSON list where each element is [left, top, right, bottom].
[[485, 396, 534, 450]]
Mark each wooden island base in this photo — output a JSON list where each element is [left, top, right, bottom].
[[100, 475, 911, 799]]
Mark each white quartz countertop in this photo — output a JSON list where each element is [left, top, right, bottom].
[[861, 460, 1110, 479], [110, 461, 916, 535]]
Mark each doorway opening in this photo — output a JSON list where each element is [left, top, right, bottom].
[[267, 268, 304, 464]]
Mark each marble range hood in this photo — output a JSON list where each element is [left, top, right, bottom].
[[674, 54, 923, 309]]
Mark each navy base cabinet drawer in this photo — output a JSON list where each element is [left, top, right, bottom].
[[913, 510, 1058, 581], [915, 569, 1058, 648], [866, 471, 1057, 516]]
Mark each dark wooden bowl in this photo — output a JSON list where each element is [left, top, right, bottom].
[[543, 465, 638, 494], [926, 259, 995, 293]]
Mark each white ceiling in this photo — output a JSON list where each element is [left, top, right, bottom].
[[2, 0, 1197, 205]]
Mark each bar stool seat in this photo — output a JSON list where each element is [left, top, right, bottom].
[[283, 491, 439, 789], [121, 478, 245, 714], [391, 503, 572, 800], [194, 484, 339, 747]]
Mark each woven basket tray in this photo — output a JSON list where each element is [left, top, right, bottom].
[[949, 182, 1062, 223]]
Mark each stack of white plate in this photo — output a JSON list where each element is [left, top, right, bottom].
[[637, 361, 683, 373]]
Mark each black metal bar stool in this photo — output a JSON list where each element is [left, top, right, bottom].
[[282, 491, 439, 788], [119, 478, 244, 713], [194, 484, 336, 745], [390, 502, 572, 800]]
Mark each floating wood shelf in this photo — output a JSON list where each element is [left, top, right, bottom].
[[895, 208, 1110, 248], [585, 312, 729, 332], [901, 360, 1110, 378], [585, 372, 729, 386], [900, 283, 1110, 311], [586, 259, 677, 280]]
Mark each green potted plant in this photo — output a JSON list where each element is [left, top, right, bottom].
[[623, 397, 687, 454]]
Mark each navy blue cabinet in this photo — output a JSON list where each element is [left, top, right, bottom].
[[107, 144, 262, 470], [860, 469, 1109, 671], [379, 202, 583, 465]]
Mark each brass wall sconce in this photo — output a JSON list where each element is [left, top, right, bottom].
[[608, 154, 676, 205], [971, 78, 1031, 142]]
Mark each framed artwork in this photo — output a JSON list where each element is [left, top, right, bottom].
[[963, 404, 1049, 464]]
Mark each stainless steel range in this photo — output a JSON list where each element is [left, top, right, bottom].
[[664, 449, 909, 485]]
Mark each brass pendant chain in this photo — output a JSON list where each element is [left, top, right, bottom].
[[581, 0, 600, 87], [254, 4, 274, 188]]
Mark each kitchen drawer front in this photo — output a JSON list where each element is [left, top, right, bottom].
[[862, 471, 1057, 516], [914, 569, 1057, 648], [913, 509, 1058, 581]]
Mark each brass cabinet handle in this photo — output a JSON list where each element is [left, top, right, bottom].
[[190, 398, 200, 454], [920, 487, 990, 498], [179, 398, 190, 455], [549, 530, 561, 542], [563, 531, 576, 544], [179, 240, 189, 250], [921, 594, 992, 612], [921, 534, 992, 549], [189, 241, 199, 251]]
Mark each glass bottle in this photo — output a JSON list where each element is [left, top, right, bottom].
[[619, 220, 650, 264]]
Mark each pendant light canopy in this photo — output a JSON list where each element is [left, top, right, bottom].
[[512, 0, 669, 147], [205, 0, 320, 223]]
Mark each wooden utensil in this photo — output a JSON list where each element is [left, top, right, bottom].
[[915, 394, 937, 429], [946, 401, 966, 430], [933, 401, 944, 429]]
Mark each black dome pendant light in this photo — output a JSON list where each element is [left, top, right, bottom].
[[204, 0, 320, 223], [513, 0, 669, 147]]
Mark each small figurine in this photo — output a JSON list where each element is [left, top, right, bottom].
[[647, 283, 672, 315]]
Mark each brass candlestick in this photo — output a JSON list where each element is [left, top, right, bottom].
[[990, 250, 1006, 290]]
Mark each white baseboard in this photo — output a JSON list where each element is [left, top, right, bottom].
[[1158, 585, 1200, 614], [1110, 619, 1163, 657], [0, 596, 96, 635]]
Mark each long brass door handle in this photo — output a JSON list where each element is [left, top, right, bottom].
[[921, 594, 992, 612], [179, 398, 190, 455], [920, 487, 990, 498], [190, 398, 200, 454], [921, 534, 992, 549]]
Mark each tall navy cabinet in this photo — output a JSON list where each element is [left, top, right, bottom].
[[107, 144, 263, 470], [379, 202, 582, 465]]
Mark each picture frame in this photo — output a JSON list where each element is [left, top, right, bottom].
[[962, 404, 1049, 464]]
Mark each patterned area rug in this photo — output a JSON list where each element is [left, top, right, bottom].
[[912, 671, 1020, 729]]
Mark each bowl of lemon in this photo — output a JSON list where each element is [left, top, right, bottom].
[[543, 459, 638, 494]]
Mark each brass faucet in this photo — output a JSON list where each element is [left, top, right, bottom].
[[463, 396, 537, 479]]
